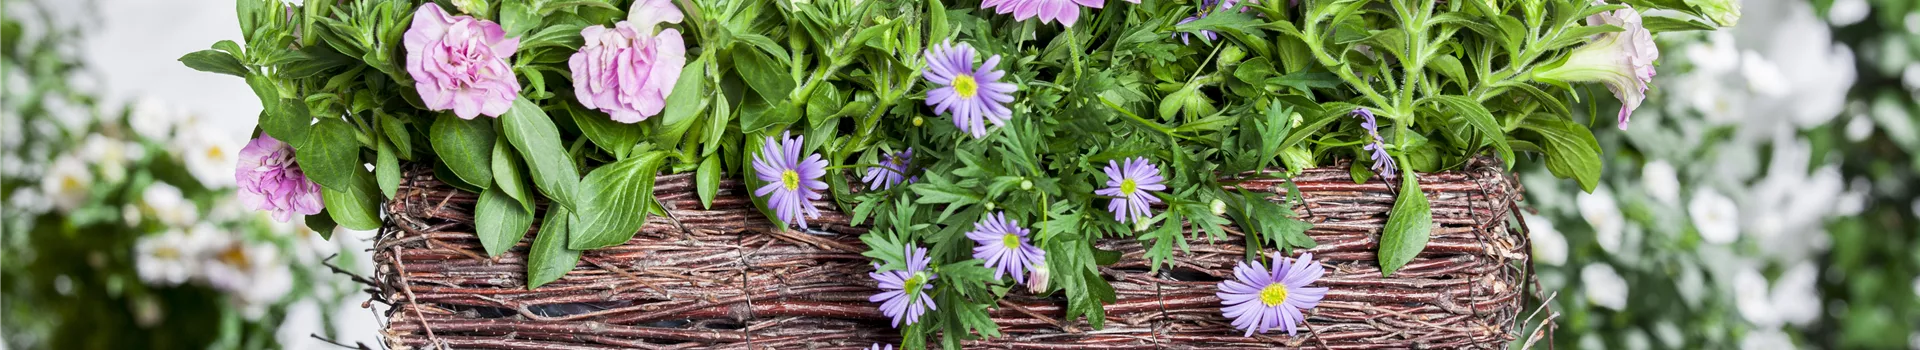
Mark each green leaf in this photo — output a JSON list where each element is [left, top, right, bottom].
[[379, 112, 413, 157], [492, 138, 532, 210], [657, 55, 709, 144], [320, 168, 382, 231], [568, 151, 670, 249], [1423, 95, 1514, 168], [179, 49, 248, 77], [1640, 15, 1716, 33], [499, 0, 540, 39], [296, 118, 363, 192], [501, 97, 583, 210], [306, 212, 339, 239], [696, 156, 723, 210], [430, 114, 496, 190], [566, 101, 641, 159], [475, 184, 535, 257], [1377, 172, 1432, 276], [527, 206, 580, 289], [376, 140, 401, 199], [732, 47, 795, 102], [1521, 118, 1603, 192], [247, 75, 311, 145]]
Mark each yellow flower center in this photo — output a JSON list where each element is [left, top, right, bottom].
[[60, 176, 83, 192], [154, 247, 181, 260], [1259, 283, 1289, 307], [205, 145, 226, 160], [952, 75, 978, 99], [1119, 178, 1137, 196], [1002, 233, 1022, 249], [218, 244, 250, 267], [781, 169, 801, 191]]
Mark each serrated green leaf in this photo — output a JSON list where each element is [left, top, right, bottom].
[[527, 206, 579, 289], [501, 97, 583, 210], [475, 185, 534, 257], [1377, 172, 1432, 276], [430, 114, 495, 190], [568, 151, 669, 249]]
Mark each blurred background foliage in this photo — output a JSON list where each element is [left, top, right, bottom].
[[0, 0, 1916, 349]]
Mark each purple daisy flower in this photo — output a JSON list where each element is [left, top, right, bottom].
[[752, 132, 829, 228], [967, 212, 1046, 285], [869, 245, 938, 328], [862, 148, 914, 191], [978, 0, 1140, 27], [1095, 157, 1166, 224], [1175, 0, 1221, 44], [1353, 108, 1397, 178], [924, 41, 1017, 139], [1218, 251, 1329, 337], [868, 344, 894, 350]]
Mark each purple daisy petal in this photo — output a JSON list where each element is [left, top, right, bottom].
[[870, 245, 937, 328], [1098, 157, 1165, 224], [751, 132, 829, 228], [968, 212, 1046, 285], [1217, 251, 1328, 337], [923, 41, 1017, 139]]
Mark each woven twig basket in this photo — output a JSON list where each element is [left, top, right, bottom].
[[372, 160, 1531, 349]]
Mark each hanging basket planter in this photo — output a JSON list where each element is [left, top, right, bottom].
[[373, 159, 1532, 349]]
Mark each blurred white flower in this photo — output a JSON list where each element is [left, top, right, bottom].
[[177, 127, 244, 188], [129, 97, 188, 141], [1689, 187, 1740, 244], [79, 134, 136, 182], [1772, 261, 1821, 327], [1689, 32, 1740, 76], [7, 189, 51, 215], [1736, 266, 1779, 327], [269, 218, 339, 264], [1903, 64, 1920, 92], [1741, 327, 1796, 350], [1762, 3, 1855, 129], [1582, 264, 1629, 310], [1826, 0, 1869, 26], [1846, 114, 1876, 142], [139, 182, 199, 228], [133, 228, 204, 286], [276, 301, 327, 350], [1577, 186, 1625, 253], [1, 110, 22, 150], [40, 154, 91, 213], [1524, 213, 1568, 266], [1642, 161, 1681, 206], [1740, 52, 1791, 98], [199, 226, 294, 319], [1744, 133, 1841, 262]]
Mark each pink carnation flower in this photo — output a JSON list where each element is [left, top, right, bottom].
[[234, 135, 323, 222], [404, 3, 522, 119], [570, 0, 687, 123]]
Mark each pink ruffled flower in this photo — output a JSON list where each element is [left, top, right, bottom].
[[569, 0, 687, 123], [1534, 3, 1658, 130], [234, 135, 323, 222], [404, 3, 522, 119]]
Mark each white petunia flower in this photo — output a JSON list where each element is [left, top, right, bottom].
[[1740, 51, 1791, 98], [129, 97, 188, 141], [1523, 212, 1568, 266], [1642, 161, 1681, 207], [1577, 186, 1625, 253], [1827, 0, 1869, 26], [41, 154, 92, 213], [1689, 187, 1740, 244], [1772, 261, 1821, 327], [1736, 266, 1780, 328], [1581, 264, 1629, 310], [176, 127, 244, 188], [198, 225, 295, 319]]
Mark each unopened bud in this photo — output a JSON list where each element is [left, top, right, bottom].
[[912, 116, 925, 127], [1019, 179, 1033, 191], [1026, 263, 1051, 294], [1210, 199, 1227, 216]]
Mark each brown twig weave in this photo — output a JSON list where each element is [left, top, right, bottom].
[[373, 159, 1531, 349]]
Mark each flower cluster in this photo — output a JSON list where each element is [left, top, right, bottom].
[[979, 0, 1139, 27]]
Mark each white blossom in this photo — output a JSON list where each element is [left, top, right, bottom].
[[1577, 186, 1625, 253], [40, 154, 91, 213], [1642, 161, 1681, 207], [139, 182, 199, 227], [1740, 327, 1796, 350], [134, 228, 205, 286], [1524, 212, 1568, 266], [1581, 264, 1629, 310], [176, 126, 244, 188], [1689, 187, 1740, 244]]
